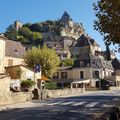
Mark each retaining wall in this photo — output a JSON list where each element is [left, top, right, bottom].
[[41, 88, 85, 99], [0, 92, 32, 106]]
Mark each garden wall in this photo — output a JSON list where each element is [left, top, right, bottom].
[[41, 88, 85, 99], [0, 92, 32, 106]]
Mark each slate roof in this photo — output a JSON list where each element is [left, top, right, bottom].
[[60, 11, 71, 23], [112, 58, 120, 70], [73, 53, 114, 70], [5, 40, 26, 58], [74, 34, 98, 47]]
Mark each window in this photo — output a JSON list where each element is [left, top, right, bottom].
[[61, 72, 67, 79], [80, 71, 84, 79], [53, 72, 59, 79], [80, 61, 84, 67], [8, 59, 13, 66], [93, 71, 99, 78]]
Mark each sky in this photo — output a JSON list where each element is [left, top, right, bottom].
[[0, 0, 119, 57]]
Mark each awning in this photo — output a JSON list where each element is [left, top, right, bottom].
[[72, 79, 90, 84]]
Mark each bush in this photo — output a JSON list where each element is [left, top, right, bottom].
[[21, 80, 36, 88], [45, 82, 57, 89]]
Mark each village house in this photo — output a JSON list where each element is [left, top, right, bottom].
[[52, 34, 115, 89], [0, 35, 26, 74]]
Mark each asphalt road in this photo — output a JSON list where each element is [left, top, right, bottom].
[[1, 90, 120, 120]]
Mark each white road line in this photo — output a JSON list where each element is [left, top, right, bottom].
[[85, 102, 99, 108], [60, 101, 75, 105], [47, 101, 63, 105], [10, 115, 31, 120], [72, 102, 86, 106]]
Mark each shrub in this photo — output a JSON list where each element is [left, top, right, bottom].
[[45, 82, 57, 89], [21, 80, 36, 88]]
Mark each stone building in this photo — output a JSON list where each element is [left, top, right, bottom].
[[72, 34, 103, 59], [52, 54, 114, 88], [14, 20, 23, 30], [59, 11, 85, 39], [52, 34, 114, 88], [0, 35, 26, 74], [0, 36, 6, 74]]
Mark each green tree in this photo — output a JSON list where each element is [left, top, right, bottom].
[[18, 27, 32, 38], [24, 45, 60, 77], [62, 58, 74, 66], [29, 23, 42, 32], [93, 0, 120, 45], [4, 25, 18, 41], [31, 32, 42, 41]]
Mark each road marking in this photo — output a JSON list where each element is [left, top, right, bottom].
[[103, 104, 115, 108], [60, 101, 75, 105], [85, 102, 99, 108], [47, 101, 63, 105], [72, 102, 86, 106], [10, 115, 31, 120]]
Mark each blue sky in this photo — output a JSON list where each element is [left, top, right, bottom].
[[0, 0, 119, 57]]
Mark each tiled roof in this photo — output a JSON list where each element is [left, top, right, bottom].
[[5, 40, 26, 58]]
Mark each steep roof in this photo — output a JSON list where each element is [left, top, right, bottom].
[[5, 40, 26, 58], [60, 11, 71, 23], [74, 34, 98, 47], [112, 58, 120, 70], [73, 53, 114, 70]]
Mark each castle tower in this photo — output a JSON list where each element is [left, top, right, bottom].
[[14, 20, 23, 30], [60, 11, 72, 27]]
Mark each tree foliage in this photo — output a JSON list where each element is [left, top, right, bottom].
[[5, 25, 42, 45], [24, 45, 60, 77], [62, 58, 74, 66], [4, 25, 18, 41], [93, 0, 120, 45]]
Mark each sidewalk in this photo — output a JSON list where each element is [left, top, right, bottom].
[[0, 101, 37, 112]]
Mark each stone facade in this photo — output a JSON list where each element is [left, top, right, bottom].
[[4, 57, 24, 67], [60, 11, 85, 39], [0, 37, 5, 74], [0, 76, 10, 93]]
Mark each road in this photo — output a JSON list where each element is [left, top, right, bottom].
[[0, 90, 120, 120]]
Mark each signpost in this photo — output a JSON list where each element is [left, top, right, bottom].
[[34, 64, 41, 88]]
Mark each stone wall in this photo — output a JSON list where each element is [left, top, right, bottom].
[[0, 76, 10, 92], [41, 88, 85, 99], [0, 38, 5, 74], [0, 92, 32, 106]]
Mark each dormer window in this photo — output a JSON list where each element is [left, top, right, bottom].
[[80, 61, 84, 67]]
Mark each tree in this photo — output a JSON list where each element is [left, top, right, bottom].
[[4, 24, 18, 41], [24, 45, 60, 77], [29, 23, 42, 32], [93, 0, 120, 45], [62, 58, 74, 66], [18, 27, 32, 38]]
